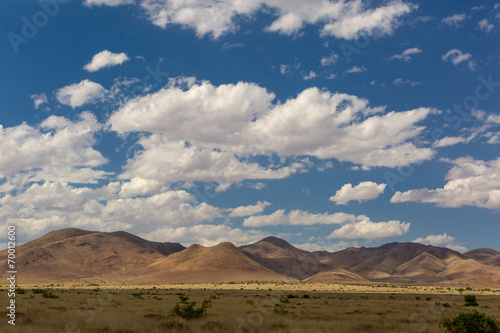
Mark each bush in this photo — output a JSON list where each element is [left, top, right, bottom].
[[170, 293, 211, 319], [273, 304, 288, 315], [279, 296, 290, 303], [42, 290, 59, 299], [440, 310, 500, 333], [464, 295, 479, 307]]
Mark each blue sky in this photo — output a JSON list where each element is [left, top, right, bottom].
[[1, 0, 500, 252]]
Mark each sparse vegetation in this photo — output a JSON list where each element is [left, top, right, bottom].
[[464, 295, 479, 307], [440, 310, 500, 333], [170, 293, 211, 319], [41, 290, 59, 299], [1, 285, 499, 332]]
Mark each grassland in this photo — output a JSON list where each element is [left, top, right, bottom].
[[1, 282, 499, 332]]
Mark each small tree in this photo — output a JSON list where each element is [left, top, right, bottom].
[[170, 293, 211, 319], [464, 295, 479, 307], [440, 310, 500, 333]]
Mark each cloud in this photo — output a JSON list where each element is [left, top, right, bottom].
[[320, 1, 416, 39], [391, 156, 500, 209], [412, 233, 467, 253], [83, 50, 130, 72], [280, 64, 289, 75], [31, 93, 48, 109], [477, 19, 494, 33], [293, 240, 359, 252], [56, 79, 107, 108], [243, 210, 366, 227], [393, 78, 422, 86], [139, 0, 416, 39], [303, 70, 317, 80], [109, 78, 435, 169], [242, 209, 409, 242], [485, 113, 500, 124], [119, 135, 304, 192], [83, 0, 135, 7], [390, 47, 422, 62], [441, 49, 475, 71], [441, 13, 467, 27], [328, 219, 410, 240], [139, 224, 270, 246], [0, 112, 108, 187], [330, 181, 386, 205], [249, 182, 267, 190], [471, 5, 486, 11], [345, 66, 367, 74], [432, 136, 466, 148], [320, 52, 339, 66], [0, 181, 229, 241], [228, 201, 271, 217], [109, 78, 275, 143]]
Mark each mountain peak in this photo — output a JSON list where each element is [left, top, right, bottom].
[[260, 236, 294, 249]]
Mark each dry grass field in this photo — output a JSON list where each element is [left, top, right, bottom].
[[1, 282, 499, 332]]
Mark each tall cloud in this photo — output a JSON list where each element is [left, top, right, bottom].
[[109, 78, 435, 170]]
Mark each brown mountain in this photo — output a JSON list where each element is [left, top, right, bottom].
[[308, 242, 500, 287], [2, 229, 500, 287], [239, 236, 330, 279], [464, 248, 500, 267], [128, 242, 291, 283], [305, 267, 369, 284], [0, 228, 185, 283]]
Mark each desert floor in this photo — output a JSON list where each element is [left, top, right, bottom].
[[1, 282, 499, 332]]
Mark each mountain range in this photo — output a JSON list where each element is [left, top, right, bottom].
[[2, 228, 500, 287]]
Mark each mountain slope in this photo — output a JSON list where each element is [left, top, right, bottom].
[[2, 229, 500, 287], [0, 228, 185, 283], [129, 242, 292, 283], [464, 248, 500, 267], [239, 237, 329, 279]]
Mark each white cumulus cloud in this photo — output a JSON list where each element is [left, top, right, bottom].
[[391, 156, 500, 209], [243, 210, 366, 227], [56, 79, 107, 108], [83, 50, 130, 72], [412, 233, 467, 253], [328, 219, 410, 240], [108, 78, 435, 170], [330, 181, 387, 205], [139, 0, 416, 39], [0, 112, 108, 188]]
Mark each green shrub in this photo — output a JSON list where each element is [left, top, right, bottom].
[[440, 310, 500, 333], [279, 296, 290, 303], [273, 304, 288, 315], [464, 295, 479, 307], [42, 290, 59, 299], [170, 294, 211, 319]]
